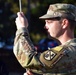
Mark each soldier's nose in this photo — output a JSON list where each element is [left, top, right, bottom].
[[44, 25, 48, 30]]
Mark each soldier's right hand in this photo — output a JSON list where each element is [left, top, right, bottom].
[[15, 12, 28, 30]]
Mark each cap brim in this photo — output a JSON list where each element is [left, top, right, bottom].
[[39, 14, 57, 19]]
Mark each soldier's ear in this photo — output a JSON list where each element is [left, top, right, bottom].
[[62, 19, 69, 29]]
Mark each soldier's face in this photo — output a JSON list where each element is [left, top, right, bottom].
[[45, 19, 63, 39]]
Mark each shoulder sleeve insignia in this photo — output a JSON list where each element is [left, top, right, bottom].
[[44, 50, 56, 61], [40, 46, 64, 68]]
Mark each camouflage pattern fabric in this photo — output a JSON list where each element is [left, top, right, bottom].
[[13, 28, 76, 75], [39, 3, 76, 21]]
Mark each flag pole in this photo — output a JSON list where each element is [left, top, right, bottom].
[[19, 0, 22, 12]]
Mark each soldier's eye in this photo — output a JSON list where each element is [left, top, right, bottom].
[[45, 20, 53, 24], [47, 20, 53, 23]]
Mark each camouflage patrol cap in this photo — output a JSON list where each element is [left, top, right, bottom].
[[39, 3, 76, 21]]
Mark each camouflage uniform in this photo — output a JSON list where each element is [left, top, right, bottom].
[[13, 3, 76, 75]]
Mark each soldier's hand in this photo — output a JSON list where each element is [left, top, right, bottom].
[[24, 70, 33, 75], [15, 12, 28, 29]]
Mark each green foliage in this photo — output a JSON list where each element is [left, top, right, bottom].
[[30, 32, 46, 44], [62, 0, 76, 4]]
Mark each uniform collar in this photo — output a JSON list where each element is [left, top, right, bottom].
[[63, 38, 76, 46]]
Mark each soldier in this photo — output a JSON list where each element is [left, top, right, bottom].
[[13, 3, 76, 75]]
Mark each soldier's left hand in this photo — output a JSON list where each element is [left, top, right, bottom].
[[23, 70, 33, 75]]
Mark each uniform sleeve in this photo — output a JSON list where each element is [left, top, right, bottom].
[[13, 27, 45, 74], [13, 27, 66, 74]]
